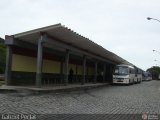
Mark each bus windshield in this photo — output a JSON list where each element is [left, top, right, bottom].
[[114, 66, 129, 75]]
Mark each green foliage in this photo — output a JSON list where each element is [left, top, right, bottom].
[[147, 66, 160, 79], [0, 43, 6, 73]]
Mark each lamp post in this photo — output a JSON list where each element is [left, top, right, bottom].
[[153, 50, 160, 67], [153, 49, 160, 55], [154, 59, 160, 62], [147, 17, 160, 23], [154, 60, 160, 66], [148, 18, 160, 68]]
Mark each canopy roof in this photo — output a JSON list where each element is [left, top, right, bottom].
[[12, 23, 132, 65]]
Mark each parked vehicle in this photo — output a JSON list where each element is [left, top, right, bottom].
[[142, 71, 152, 81], [135, 67, 142, 83], [113, 64, 136, 85]]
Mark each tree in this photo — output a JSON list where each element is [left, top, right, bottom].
[[147, 66, 160, 80], [0, 43, 6, 74]]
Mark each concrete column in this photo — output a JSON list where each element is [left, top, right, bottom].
[[75, 64, 78, 82], [36, 34, 46, 88], [5, 45, 12, 85], [108, 64, 113, 83], [64, 49, 69, 85], [94, 61, 98, 83], [86, 66, 89, 83], [103, 63, 106, 83], [110, 65, 114, 82], [60, 59, 64, 84], [82, 55, 86, 85]]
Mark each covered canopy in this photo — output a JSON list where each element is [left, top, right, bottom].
[[12, 23, 132, 65]]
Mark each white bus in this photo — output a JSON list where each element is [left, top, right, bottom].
[[113, 64, 136, 85], [142, 71, 152, 81], [135, 68, 142, 83]]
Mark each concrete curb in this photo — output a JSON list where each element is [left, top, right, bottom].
[[29, 84, 110, 95], [0, 83, 110, 95]]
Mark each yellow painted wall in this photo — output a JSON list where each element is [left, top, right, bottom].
[[12, 54, 96, 75], [88, 67, 94, 75], [77, 65, 83, 75], [12, 54, 60, 73], [43, 60, 60, 73], [12, 54, 36, 72], [62, 64, 85, 75]]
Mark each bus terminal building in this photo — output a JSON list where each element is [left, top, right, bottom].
[[5, 24, 131, 87]]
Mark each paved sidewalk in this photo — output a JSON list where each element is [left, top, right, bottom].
[[0, 83, 109, 94], [0, 80, 159, 120]]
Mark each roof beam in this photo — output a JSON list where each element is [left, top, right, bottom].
[[45, 34, 116, 64], [5, 35, 66, 57]]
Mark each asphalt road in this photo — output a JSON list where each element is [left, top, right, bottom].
[[0, 80, 160, 120]]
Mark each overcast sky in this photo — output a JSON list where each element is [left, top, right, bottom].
[[0, 0, 160, 70]]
